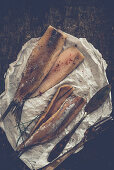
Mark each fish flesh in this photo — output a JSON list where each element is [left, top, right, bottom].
[[31, 46, 85, 98], [16, 94, 86, 152], [30, 84, 74, 135], [0, 26, 66, 123]]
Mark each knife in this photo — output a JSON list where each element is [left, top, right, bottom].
[[48, 84, 111, 162], [43, 115, 114, 170]]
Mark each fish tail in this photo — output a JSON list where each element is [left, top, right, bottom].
[[11, 101, 24, 125], [0, 99, 24, 125], [0, 100, 16, 122]]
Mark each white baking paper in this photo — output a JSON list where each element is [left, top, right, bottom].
[[0, 32, 112, 170]]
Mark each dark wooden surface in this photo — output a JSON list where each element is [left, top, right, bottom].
[[0, 0, 114, 170]]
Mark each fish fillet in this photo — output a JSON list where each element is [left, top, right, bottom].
[[31, 46, 85, 98], [14, 26, 66, 103], [16, 95, 86, 152], [0, 26, 66, 123], [30, 84, 74, 135]]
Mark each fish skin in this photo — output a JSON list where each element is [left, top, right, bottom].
[[16, 95, 85, 151], [14, 26, 67, 103], [30, 85, 74, 135], [31, 46, 85, 98]]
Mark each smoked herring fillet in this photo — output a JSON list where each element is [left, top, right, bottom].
[[0, 26, 66, 123], [16, 95, 86, 152], [30, 84, 74, 135], [31, 46, 85, 98]]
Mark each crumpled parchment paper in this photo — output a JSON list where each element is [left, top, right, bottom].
[[0, 31, 112, 170]]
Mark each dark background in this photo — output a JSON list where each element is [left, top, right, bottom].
[[0, 0, 114, 170]]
